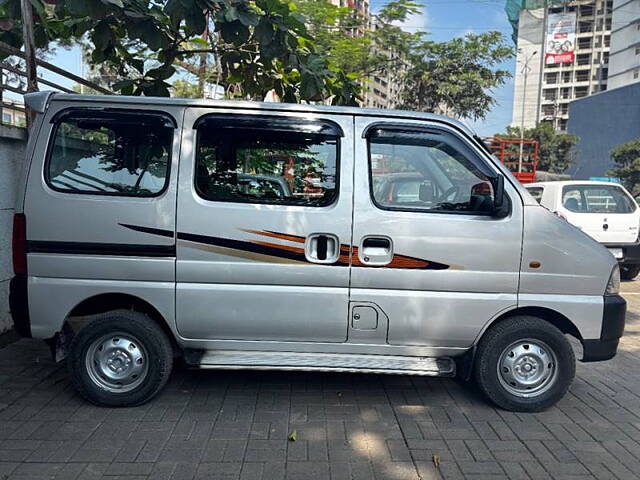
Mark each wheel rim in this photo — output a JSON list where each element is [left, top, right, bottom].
[[85, 332, 149, 393], [497, 338, 558, 398]]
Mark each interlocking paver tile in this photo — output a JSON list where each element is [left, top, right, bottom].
[[1, 284, 640, 478]]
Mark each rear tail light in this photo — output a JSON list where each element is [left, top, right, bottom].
[[12, 214, 27, 275]]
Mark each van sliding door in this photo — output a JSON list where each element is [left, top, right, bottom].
[[175, 108, 354, 344]]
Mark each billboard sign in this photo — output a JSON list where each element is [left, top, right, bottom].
[[545, 12, 576, 64]]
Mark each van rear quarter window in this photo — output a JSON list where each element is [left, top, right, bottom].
[[562, 184, 635, 213], [46, 110, 173, 196], [195, 117, 339, 207]]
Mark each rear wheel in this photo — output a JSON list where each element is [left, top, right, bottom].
[[621, 264, 640, 281], [474, 316, 575, 412], [67, 310, 173, 407]]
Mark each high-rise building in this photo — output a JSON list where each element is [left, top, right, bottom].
[[511, 0, 613, 132], [607, 0, 640, 89]]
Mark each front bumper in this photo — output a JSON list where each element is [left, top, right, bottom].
[[9, 275, 31, 338], [604, 242, 640, 264], [582, 294, 626, 362]]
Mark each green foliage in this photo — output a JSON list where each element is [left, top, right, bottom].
[[399, 32, 513, 120], [171, 78, 202, 98], [493, 123, 578, 173], [294, 0, 513, 119], [1, 0, 360, 104], [608, 138, 640, 194]]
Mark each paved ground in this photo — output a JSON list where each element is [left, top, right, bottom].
[[1, 287, 640, 480]]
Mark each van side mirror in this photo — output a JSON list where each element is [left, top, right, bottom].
[[491, 174, 509, 218]]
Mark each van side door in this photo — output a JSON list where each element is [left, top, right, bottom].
[[175, 109, 354, 343], [351, 118, 523, 349]]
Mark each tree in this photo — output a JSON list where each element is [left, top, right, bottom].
[[171, 78, 202, 98], [493, 123, 578, 173], [399, 32, 513, 120], [608, 138, 640, 194], [294, 0, 513, 120], [0, 0, 360, 104]]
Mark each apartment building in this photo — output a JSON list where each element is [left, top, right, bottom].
[[608, 0, 640, 89], [512, 0, 613, 132]]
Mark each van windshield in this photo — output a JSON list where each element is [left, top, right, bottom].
[[562, 184, 636, 214]]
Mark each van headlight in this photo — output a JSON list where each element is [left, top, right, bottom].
[[606, 264, 620, 296]]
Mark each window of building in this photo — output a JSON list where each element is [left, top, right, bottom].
[[576, 70, 590, 82], [562, 71, 572, 83], [545, 72, 559, 84], [543, 88, 558, 101], [636, 47, 640, 55], [604, 34, 610, 47], [634, 69, 640, 79], [558, 119, 568, 131], [603, 52, 610, 63], [575, 86, 589, 98], [368, 128, 496, 214], [561, 87, 571, 99], [578, 37, 592, 50], [2, 112, 11, 123], [46, 110, 173, 196], [577, 54, 591, 65], [195, 116, 340, 207]]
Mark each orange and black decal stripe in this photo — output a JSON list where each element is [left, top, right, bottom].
[[120, 224, 449, 270]]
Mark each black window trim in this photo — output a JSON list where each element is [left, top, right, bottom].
[[44, 107, 176, 198], [366, 123, 507, 217], [193, 113, 342, 208]]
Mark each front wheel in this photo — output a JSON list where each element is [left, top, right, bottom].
[[474, 316, 575, 412], [67, 310, 173, 407], [621, 264, 640, 281]]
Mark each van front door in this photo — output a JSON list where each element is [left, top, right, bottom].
[[351, 118, 523, 349], [175, 109, 353, 343]]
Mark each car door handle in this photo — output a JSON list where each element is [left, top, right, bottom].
[[305, 233, 340, 264], [360, 236, 393, 265]]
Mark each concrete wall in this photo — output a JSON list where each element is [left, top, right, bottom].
[[0, 125, 27, 332], [567, 82, 640, 179]]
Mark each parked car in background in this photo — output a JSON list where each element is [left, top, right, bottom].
[[525, 181, 640, 280], [10, 92, 625, 413]]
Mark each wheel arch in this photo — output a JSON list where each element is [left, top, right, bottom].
[[457, 306, 582, 380], [63, 293, 179, 355]]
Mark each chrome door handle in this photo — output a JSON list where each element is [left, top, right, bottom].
[[305, 233, 340, 264], [359, 236, 393, 265]]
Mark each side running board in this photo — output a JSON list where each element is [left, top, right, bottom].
[[183, 350, 456, 377]]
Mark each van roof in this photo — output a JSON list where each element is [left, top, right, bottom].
[[26, 91, 476, 137]]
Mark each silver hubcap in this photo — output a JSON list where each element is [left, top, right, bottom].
[[498, 339, 558, 398], [86, 333, 148, 393]]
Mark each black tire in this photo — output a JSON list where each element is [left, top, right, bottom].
[[621, 264, 640, 281], [67, 310, 173, 407], [474, 316, 575, 412]]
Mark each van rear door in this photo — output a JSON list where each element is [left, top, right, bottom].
[[559, 183, 639, 244], [175, 108, 354, 343]]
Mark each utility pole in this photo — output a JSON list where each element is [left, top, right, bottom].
[[20, 0, 38, 128], [518, 49, 537, 173]]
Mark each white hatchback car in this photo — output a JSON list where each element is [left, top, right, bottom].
[[526, 181, 640, 280]]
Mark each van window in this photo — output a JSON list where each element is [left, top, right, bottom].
[[46, 111, 173, 196], [195, 121, 338, 207], [526, 187, 544, 203], [368, 128, 495, 214], [562, 184, 636, 213]]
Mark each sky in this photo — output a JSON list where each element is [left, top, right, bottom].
[[26, 0, 517, 137]]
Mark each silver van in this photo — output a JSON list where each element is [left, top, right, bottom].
[[10, 92, 626, 412]]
